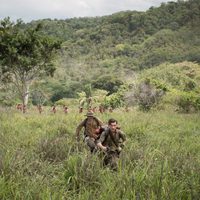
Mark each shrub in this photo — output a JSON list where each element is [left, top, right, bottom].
[[103, 92, 124, 109], [135, 79, 165, 111], [103, 85, 128, 108], [176, 91, 200, 113], [37, 130, 69, 162], [92, 75, 123, 95]]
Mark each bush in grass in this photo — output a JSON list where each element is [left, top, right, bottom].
[[64, 154, 102, 191], [134, 79, 165, 111], [103, 92, 124, 109], [103, 85, 128, 109], [176, 91, 200, 113], [64, 154, 83, 190], [37, 130, 69, 162], [183, 80, 196, 91]]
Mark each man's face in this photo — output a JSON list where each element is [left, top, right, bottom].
[[109, 122, 117, 133]]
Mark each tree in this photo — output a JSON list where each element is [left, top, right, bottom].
[[92, 75, 123, 95], [0, 18, 61, 112]]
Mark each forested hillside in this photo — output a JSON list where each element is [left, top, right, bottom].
[[31, 0, 200, 100], [1, 0, 200, 108]]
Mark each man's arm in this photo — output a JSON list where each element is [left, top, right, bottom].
[[119, 130, 126, 142], [96, 131, 107, 152], [118, 130, 126, 148], [97, 142, 107, 152], [75, 120, 86, 141]]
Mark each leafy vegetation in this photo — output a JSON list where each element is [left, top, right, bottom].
[[1, 0, 200, 108], [0, 18, 61, 110], [137, 61, 200, 112]]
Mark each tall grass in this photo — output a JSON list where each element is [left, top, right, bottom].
[[0, 107, 200, 199]]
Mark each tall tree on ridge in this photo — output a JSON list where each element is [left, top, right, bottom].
[[0, 18, 61, 112]]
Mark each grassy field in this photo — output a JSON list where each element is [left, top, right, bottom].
[[0, 107, 200, 199]]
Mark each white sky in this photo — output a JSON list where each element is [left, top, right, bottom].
[[0, 0, 177, 22]]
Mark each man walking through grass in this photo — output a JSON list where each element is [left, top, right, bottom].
[[76, 111, 104, 153], [97, 118, 126, 170]]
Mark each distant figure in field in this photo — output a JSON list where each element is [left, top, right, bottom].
[[92, 106, 97, 113], [17, 104, 26, 113], [125, 106, 129, 112], [63, 105, 68, 114], [51, 105, 57, 114], [108, 107, 113, 113], [16, 103, 23, 111], [99, 105, 105, 114], [76, 111, 104, 153], [37, 105, 43, 114], [79, 107, 83, 113]]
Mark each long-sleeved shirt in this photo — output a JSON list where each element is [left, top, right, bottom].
[[97, 128, 126, 151], [76, 116, 103, 139]]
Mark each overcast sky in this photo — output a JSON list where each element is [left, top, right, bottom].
[[0, 0, 176, 22]]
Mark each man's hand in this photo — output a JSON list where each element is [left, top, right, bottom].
[[97, 142, 108, 152], [92, 134, 98, 140], [117, 146, 122, 152], [102, 146, 107, 152]]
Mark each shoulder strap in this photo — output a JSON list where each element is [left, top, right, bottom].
[[108, 129, 119, 148], [102, 128, 109, 145]]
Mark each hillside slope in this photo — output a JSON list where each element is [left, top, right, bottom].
[[1, 0, 200, 105]]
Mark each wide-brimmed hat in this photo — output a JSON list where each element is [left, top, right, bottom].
[[85, 111, 94, 117]]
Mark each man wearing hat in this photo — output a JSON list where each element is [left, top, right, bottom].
[[76, 111, 104, 153]]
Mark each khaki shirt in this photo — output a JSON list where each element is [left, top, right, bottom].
[[76, 116, 103, 139], [97, 128, 126, 151]]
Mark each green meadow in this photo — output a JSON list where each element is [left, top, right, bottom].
[[1, 107, 200, 199]]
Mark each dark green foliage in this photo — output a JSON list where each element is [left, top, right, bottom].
[[137, 62, 200, 112], [102, 85, 128, 108], [29, 0, 200, 43], [0, 18, 61, 75], [0, 18, 61, 106], [49, 81, 89, 102], [1, 0, 200, 107], [176, 92, 200, 113], [24, 0, 200, 75], [92, 75, 123, 95]]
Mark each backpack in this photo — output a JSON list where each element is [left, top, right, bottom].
[[83, 116, 101, 128], [83, 116, 101, 137]]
